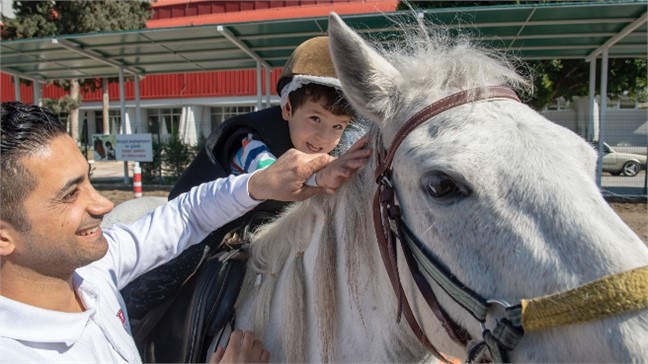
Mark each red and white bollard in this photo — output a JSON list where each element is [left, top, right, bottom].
[[133, 162, 142, 198]]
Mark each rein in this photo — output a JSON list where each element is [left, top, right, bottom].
[[371, 86, 648, 362]]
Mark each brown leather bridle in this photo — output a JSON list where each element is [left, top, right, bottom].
[[371, 86, 521, 362]]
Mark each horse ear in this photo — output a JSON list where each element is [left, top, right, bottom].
[[328, 12, 401, 126]]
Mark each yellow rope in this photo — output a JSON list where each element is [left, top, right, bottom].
[[521, 265, 648, 331]]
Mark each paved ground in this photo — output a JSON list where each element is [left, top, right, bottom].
[[90, 160, 135, 183]]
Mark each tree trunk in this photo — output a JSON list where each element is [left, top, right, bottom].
[[102, 78, 110, 134], [69, 78, 80, 142]]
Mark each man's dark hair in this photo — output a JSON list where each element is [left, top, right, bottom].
[[277, 78, 356, 119], [1, 101, 67, 230]]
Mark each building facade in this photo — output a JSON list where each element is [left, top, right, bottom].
[[0, 0, 399, 146]]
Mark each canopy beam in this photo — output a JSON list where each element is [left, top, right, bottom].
[[52, 38, 142, 77], [586, 10, 648, 62]]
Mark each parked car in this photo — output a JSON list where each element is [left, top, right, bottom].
[[598, 142, 647, 177]]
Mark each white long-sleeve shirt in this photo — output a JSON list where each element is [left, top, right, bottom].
[[0, 173, 259, 363]]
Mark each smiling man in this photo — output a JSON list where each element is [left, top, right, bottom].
[[0, 101, 370, 362]]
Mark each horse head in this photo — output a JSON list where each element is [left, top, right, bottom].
[[323, 12, 648, 363]]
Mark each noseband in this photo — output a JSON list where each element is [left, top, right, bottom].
[[371, 86, 648, 362]]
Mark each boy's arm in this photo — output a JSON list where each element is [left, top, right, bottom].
[[231, 134, 277, 174], [310, 135, 371, 193]]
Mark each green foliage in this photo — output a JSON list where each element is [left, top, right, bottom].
[[608, 58, 648, 103], [2, 0, 152, 38], [161, 134, 196, 182], [140, 138, 162, 184], [2, 0, 152, 90], [524, 55, 647, 110], [41, 96, 82, 133], [139, 136, 199, 185], [397, 1, 648, 109], [42, 95, 83, 114], [1, 1, 58, 38]]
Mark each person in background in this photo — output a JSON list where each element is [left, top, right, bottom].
[[0, 101, 370, 362], [105, 140, 116, 160]]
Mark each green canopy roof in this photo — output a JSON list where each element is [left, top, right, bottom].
[[1, 0, 646, 82]]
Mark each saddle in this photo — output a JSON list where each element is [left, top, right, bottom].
[[132, 212, 273, 363]]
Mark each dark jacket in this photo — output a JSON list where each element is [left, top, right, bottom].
[[122, 106, 293, 337]]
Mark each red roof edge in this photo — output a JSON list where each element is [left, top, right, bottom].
[[146, 0, 399, 28]]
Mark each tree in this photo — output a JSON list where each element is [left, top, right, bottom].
[[1, 0, 153, 142], [398, 1, 647, 110], [526, 58, 647, 110]]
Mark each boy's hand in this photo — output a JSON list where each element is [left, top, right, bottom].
[[315, 135, 371, 193], [248, 149, 335, 201]]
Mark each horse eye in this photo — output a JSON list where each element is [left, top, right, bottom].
[[425, 171, 469, 199]]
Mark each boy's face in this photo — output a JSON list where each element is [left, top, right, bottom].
[[282, 97, 351, 155]]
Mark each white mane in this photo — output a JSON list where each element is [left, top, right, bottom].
[[237, 134, 383, 362]]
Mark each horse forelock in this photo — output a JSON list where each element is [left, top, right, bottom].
[[386, 33, 525, 92], [354, 16, 531, 148]]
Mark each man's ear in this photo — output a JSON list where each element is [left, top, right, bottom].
[[0, 220, 17, 256], [281, 101, 292, 121]]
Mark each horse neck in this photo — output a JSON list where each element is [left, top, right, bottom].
[[237, 142, 428, 362]]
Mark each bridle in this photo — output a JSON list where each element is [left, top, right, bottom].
[[371, 86, 648, 362]]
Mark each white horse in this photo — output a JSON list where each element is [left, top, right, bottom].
[[101, 196, 167, 228], [105, 13, 648, 363], [232, 13, 648, 363]]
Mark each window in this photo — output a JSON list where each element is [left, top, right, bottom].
[[94, 110, 121, 134], [147, 108, 182, 138], [210, 105, 255, 130]]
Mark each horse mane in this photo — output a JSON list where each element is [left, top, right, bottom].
[[236, 125, 379, 362]]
